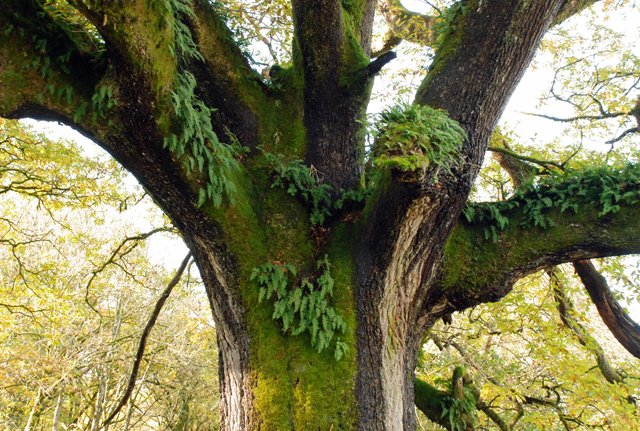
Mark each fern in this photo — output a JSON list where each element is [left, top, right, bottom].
[[464, 164, 640, 241], [251, 257, 349, 360], [264, 152, 373, 225], [160, 0, 243, 207], [364, 104, 467, 176]]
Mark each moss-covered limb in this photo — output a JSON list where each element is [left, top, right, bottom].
[[0, 0, 107, 122], [182, 0, 274, 148], [548, 268, 625, 385], [64, 0, 179, 95], [573, 260, 640, 360], [429, 335, 533, 431], [376, 0, 438, 50], [414, 378, 452, 429], [414, 369, 476, 431], [437, 200, 640, 314], [412, 0, 564, 197], [63, 0, 264, 149], [553, 0, 601, 25]]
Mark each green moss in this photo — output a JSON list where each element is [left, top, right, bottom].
[[375, 154, 430, 172], [414, 1, 475, 106], [338, 11, 371, 90], [442, 199, 640, 300], [209, 156, 359, 429], [414, 378, 448, 421]]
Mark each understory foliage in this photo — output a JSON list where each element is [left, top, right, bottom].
[[0, 120, 219, 430]]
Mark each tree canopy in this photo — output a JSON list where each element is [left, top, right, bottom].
[[1, 0, 640, 430]]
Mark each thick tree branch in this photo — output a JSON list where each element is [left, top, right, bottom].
[[573, 259, 640, 360], [376, 0, 438, 51], [415, 361, 512, 431], [437, 197, 640, 313], [292, 0, 377, 193], [0, 0, 106, 123], [365, 51, 398, 77], [414, 378, 453, 430], [553, 0, 601, 26], [103, 252, 192, 427]]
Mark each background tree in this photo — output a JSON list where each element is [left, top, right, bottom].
[[1, 0, 640, 430], [0, 119, 219, 430]]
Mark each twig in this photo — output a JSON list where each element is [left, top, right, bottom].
[[522, 111, 627, 123]]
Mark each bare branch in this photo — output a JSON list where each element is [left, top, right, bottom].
[[548, 267, 625, 384], [84, 227, 179, 315], [605, 127, 639, 145], [522, 111, 627, 123], [103, 252, 192, 427], [573, 259, 640, 360], [365, 51, 398, 77], [488, 147, 563, 174]]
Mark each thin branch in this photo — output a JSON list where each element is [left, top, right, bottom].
[[102, 252, 192, 427], [522, 111, 627, 123], [84, 227, 178, 314], [605, 127, 638, 145]]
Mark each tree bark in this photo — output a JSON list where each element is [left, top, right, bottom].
[[573, 259, 640, 359], [1, 0, 633, 430]]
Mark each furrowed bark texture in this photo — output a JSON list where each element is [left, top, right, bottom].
[[2, 0, 630, 430], [573, 259, 640, 359], [355, 1, 564, 429], [292, 0, 374, 194]]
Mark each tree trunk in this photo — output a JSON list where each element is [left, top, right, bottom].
[[23, 387, 42, 431], [52, 391, 63, 431], [4, 0, 634, 430]]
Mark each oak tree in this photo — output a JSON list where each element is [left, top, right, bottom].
[[1, 0, 639, 429]]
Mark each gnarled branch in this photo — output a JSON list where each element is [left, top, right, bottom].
[[548, 267, 625, 384], [573, 259, 640, 360]]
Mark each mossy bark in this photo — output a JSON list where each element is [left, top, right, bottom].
[[1, 1, 627, 430]]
